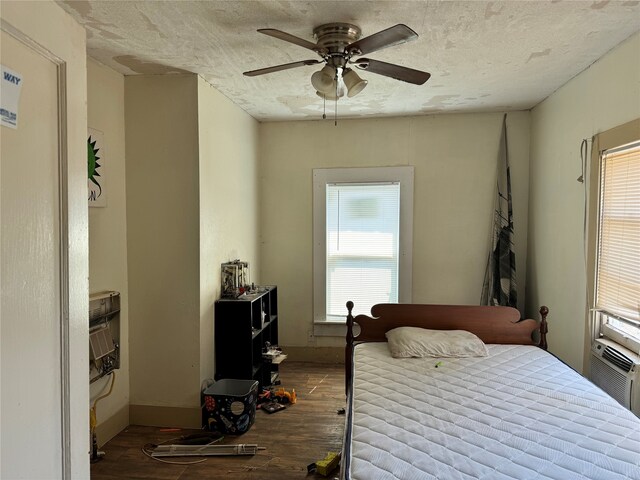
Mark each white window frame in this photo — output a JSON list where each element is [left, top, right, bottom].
[[587, 119, 640, 357], [313, 166, 413, 335]]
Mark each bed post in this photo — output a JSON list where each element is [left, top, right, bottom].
[[539, 305, 549, 350], [346, 301, 354, 397]]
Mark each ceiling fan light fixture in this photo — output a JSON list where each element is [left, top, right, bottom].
[[316, 91, 333, 100], [316, 80, 345, 100], [315, 90, 343, 101], [343, 68, 368, 97], [311, 65, 335, 94]]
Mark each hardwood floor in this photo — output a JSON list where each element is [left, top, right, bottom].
[[91, 362, 346, 480]]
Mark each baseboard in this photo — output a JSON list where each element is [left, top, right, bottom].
[[283, 346, 343, 363], [129, 404, 201, 429], [96, 404, 129, 447]]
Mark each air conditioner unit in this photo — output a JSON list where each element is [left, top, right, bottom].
[[590, 338, 640, 416]]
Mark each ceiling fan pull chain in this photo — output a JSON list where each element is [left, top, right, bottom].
[[334, 77, 338, 126], [334, 93, 338, 126], [323, 95, 326, 120]]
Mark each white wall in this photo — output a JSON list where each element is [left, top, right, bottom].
[[527, 32, 640, 372], [197, 77, 260, 383], [87, 58, 129, 445], [125, 75, 201, 415], [259, 112, 531, 347]]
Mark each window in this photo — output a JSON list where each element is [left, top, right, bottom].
[[326, 183, 400, 316], [591, 127, 640, 352], [313, 167, 413, 327]]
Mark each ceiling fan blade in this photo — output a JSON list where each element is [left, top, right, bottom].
[[243, 59, 322, 77], [348, 24, 418, 55], [258, 28, 321, 52], [355, 58, 431, 85]]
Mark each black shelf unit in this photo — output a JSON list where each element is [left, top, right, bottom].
[[214, 286, 280, 388]]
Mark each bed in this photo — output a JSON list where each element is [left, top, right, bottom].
[[343, 302, 640, 480]]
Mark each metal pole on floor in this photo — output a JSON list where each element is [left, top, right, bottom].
[[150, 444, 264, 457]]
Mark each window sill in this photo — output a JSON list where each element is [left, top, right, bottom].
[[313, 320, 347, 337], [602, 324, 640, 354]]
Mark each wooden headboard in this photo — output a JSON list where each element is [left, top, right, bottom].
[[345, 302, 549, 395]]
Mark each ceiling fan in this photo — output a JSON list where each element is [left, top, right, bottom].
[[243, 23, 431, 100]]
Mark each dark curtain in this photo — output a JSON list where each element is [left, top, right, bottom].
[[481, 114, 517, 308]]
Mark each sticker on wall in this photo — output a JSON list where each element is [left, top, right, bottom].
[[1, 64, 23, 129], [88, 128, 107, 207]]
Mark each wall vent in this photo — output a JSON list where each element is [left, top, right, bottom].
[[89, 291, 121, 383]]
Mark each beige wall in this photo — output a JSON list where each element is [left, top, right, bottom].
[[259, 112, 531, 347], [87, 58, 129, 444], [125, 75, 201, 412], [197, 77, 260, 382], [123, 74, 259, 425], [527, 32, 640, 373]]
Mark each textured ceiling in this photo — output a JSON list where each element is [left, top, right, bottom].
[[57, 0, 640, 122]]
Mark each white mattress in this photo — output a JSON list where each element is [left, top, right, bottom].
[[345, 343, 640, 480]]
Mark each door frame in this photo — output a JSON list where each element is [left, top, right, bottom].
[[2, 18, 72, 478]]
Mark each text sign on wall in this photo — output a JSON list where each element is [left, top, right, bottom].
[[1, 64, 23, 129]]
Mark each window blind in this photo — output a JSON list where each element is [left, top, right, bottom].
[[596, 141, 640, 323], [326, 183, 400, 317]]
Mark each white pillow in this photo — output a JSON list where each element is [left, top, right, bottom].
[[385, 327, 488, 358]]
